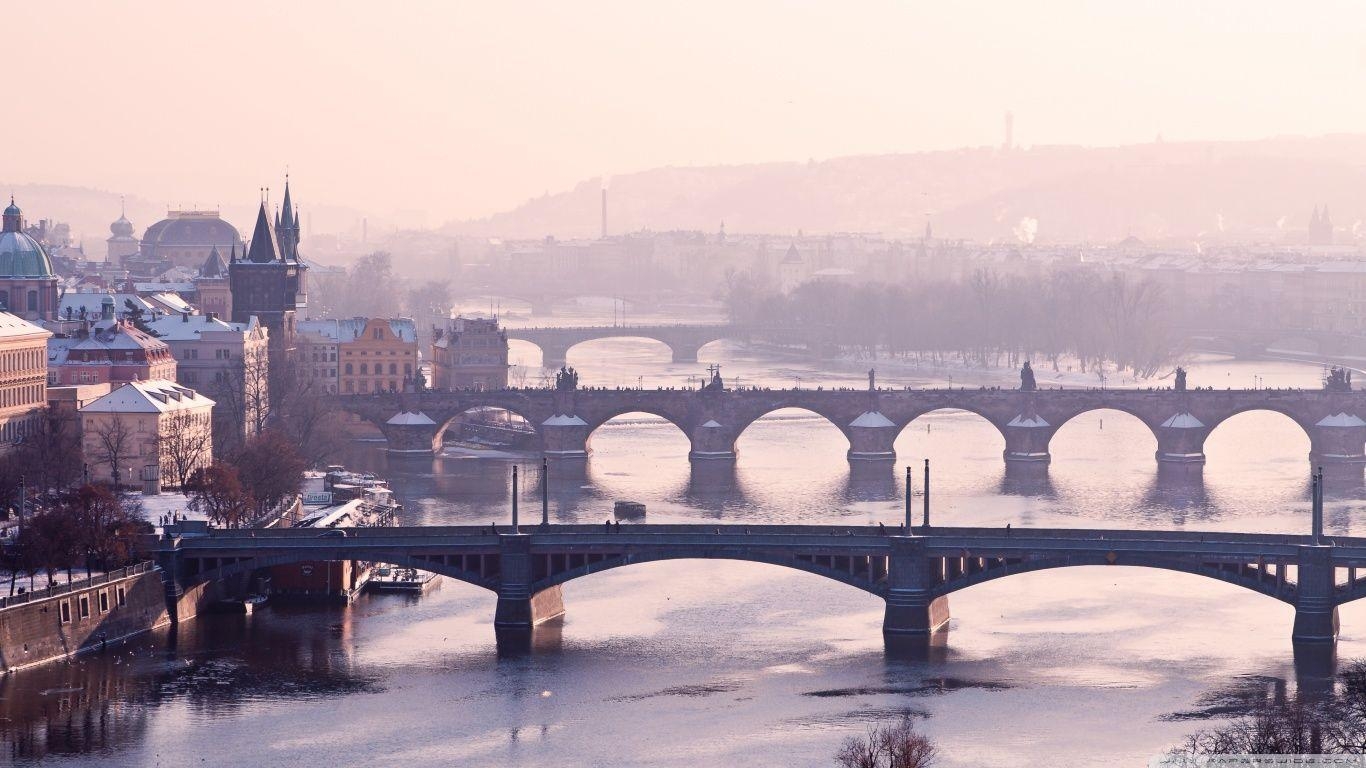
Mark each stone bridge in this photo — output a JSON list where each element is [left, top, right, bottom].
[[151, 524, 1366, 647], [335, 387, 1366, 466], [1188, 327, 1366, 362], [505, 324, 746, 366]]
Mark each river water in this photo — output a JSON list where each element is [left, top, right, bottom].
[[5, 307, 1365, 767]]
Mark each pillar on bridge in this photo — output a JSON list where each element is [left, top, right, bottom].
[[1001, 414, 1051, 465], [382, 411, 440, 455], [1291, 545, 1339, 645], [540, 344, 571, 369], [493, 534, 566, 631], [883, 537, 950, 636], [668, 342, 701, 364], [847, 411, 898, 462], [1154, 412, 1208, 465], [541, 414, 590, 459], [689, 419, 737, 461], [1308, 413, 1366, 465]]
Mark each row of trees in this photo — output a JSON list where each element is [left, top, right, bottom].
[[723, 268, 1181, 377], [8, 485, 147, 594], [184, 431, 308, 529], [309, 251, 454, 349]]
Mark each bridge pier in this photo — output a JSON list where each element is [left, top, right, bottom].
[[539, 344, 571, 369], [847, 412, 898, 462], [668, 342, 701, 364], [1001, 415, 1052, 465], [493, 534, 566, 631], [883, 537, 950, 636], [1291, 545, 1339, 645], [381, 412, 440, 455], [1308, 415, 1366, 465], [689, 420, 738, 461], [541, 415, 591, 458], [1154, 412, 1208, 464]]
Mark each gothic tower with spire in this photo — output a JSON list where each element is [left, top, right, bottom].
[[229, 178, 308, 356]]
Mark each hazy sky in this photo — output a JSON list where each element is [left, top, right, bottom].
[[9, 1, 1366, 226]]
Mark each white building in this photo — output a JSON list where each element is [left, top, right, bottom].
[[79, 380, 215, 489]]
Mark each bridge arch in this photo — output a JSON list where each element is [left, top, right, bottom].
[[1204, 407, 1313, 463], [184, 550, 501, 594], [530, 550, 888, 597], [433, 405, 539, 447], [1048, 407, 1160, 468], [928, 556, 1294, 604]]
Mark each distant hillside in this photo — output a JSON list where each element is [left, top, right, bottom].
[[445, 134, 1366, 243]]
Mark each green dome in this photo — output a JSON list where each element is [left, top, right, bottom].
[[0, 231, 55, 278]]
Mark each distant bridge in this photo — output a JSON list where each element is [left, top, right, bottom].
[[334, 387, 1366, 466], [1187, 327, 1366, 363], [153, 524, 1357, 646], [504, 324, 747, 366]]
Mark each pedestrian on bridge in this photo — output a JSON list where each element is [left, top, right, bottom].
[[1006, 523, 1011, 536], [614, 520, 620, 532], [605, 519, 611, 533]]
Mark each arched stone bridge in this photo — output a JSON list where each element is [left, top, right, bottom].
[[505, 324, 746, 366], [334, 387, 1366, 466], [152, 524, 1366, 646]]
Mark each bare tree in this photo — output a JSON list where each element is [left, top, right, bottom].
[[208, 343, 271, 454], [835, 714, 937, 768], [88, 415, 135, 490], [185, 463, 254, 529], [161, 410, 214, 490]]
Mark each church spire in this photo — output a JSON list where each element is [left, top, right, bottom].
[[245, 201, 281, 263]]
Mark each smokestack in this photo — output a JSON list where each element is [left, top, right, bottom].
[[601, 187, 607, 239], [1004, 111, 1014, 152]]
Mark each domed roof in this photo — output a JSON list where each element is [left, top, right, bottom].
[[141, 212, 242, 249], [3, 202, 19, 218], [0, 231, 56, 278], [110, 214, 135, 238]]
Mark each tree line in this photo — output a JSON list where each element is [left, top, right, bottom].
[[723, 268, 1181, 378]]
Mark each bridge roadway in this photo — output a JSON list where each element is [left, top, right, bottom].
[[153, 524, 1364, 647], [342, 386, 1366, 466]]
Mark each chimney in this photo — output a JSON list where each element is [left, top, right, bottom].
[[601, 187, 607, 239]]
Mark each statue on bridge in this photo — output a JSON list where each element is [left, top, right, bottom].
[[702, 363, 725, 392], [1174, 366, 1187, 392], [555, 366, 579, 391], [868, 368, 876, 391], [1019, 361, 1037, 391], [1325, 365, 1354, 392]]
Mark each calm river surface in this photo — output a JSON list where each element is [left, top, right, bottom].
[[5, 308, 1365, 767]]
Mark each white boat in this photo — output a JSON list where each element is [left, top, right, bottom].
[[367, 567, 437, 593]]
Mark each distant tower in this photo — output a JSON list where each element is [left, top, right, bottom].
[[600, 187, 608, 239], [106, 197, 138, 265], [1004, 111, 1014, 152]]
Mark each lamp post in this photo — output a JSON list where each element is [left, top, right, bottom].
[[511, 465, 519, 532]]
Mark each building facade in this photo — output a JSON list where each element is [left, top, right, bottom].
[[78, 380, 214, 488], [47, 298, 177, 386], [0, 312, 52, 452], [331, 318, 417, 394], [143, 312, 268, 448], [295, 322, 339, 394], [430, 316, 509, 390]]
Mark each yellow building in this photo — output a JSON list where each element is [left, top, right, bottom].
[[0, 311, 51, 450], [78, 380, 214, 489], [301, 318, 417, 395]]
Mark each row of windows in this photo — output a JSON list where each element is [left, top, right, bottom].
[[344, 349, 413, 356], [309, 369, 338, 378], [57, 585, 127, 624], [0, 413, 40, 444], [344, 380, 401, 393], [0, 384, 43, 410], [343, 363, 413, 376], [0, 348, 43, 372], [310, 352, 338, 362], [6, 288, 43, 313]]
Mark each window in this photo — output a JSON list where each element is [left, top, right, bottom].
[[360, 363, 368, 375], [117, 586, 126, 607], [389, 363, 397, 375], [344, 363, 352, 375], [99, 590, 110, 613], [26, 291, 36, 312], [59, 600, 71, 624], [79, 596, 90, 619], [373, 328, 384, 340]]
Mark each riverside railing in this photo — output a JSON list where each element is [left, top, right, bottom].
[[0, 562, 158, 611]]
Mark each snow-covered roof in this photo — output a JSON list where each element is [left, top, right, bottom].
[[700, 419, 724, 428], [1006, 414, 1049, 428], [542, 415, 587, 426], [1160, 412, 1205, 429], [0, 311, 49, 340], [1317, 412, 1366, 428], [79, 379, 214, 414], [387, 411, 436, 426], [297, 317, 418, 344], [849, 411, 894, 428], [144, 312, 255, 341]]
